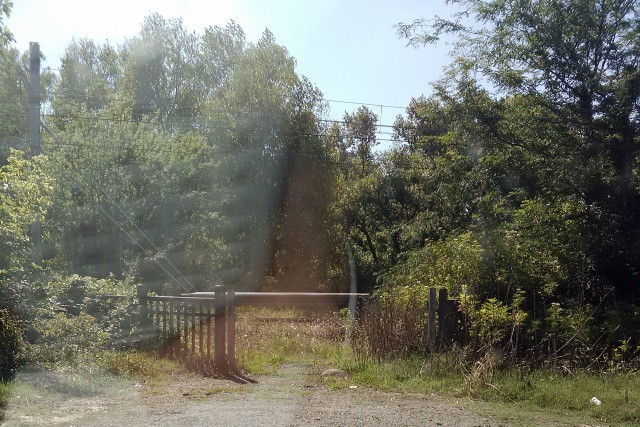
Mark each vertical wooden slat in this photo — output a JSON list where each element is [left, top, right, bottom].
[[191, 301, 196, 353], [169, 300, 174, 358], [199, 301, 204, 355], [154, 299, 159, 330], [176, 301, 181, 346], [162, 300, 167, 340], [183, 302, 189, 350]]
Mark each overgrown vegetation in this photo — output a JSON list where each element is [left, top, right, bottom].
[[334, 352, 640, 426], [234, 307, 346, 374], [1, 0, 640, 424]]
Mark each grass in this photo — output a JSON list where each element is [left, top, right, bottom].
[[5, 307, 638, 427], [97, 349, 187, 379], [326, 353, 640, 426], [478, 369, 640, 426], [234, 306, 347, 374], [0, 381, 11, 421], [231, 309, 640, 426]]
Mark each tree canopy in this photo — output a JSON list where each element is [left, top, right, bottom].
[[1, 3, 639, 366]]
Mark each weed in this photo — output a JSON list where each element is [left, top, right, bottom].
[[0, 381, 12, 421], [96, 349, 187, 381], [234, 307, 346, 374]]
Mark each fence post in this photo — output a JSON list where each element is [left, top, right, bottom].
[[191, 302, 196, 353], [206, 301, 212, 357], [427, 287, 437, 352], [169, 300, 174, 358], [199, 301, 204, 355], [227, 286, 236, 369], [214, 285, 227, 369], [437, 288, 451, 347]]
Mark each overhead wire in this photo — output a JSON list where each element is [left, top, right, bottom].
[[42, 89, 409, 131], [37, 111, 403, 142]]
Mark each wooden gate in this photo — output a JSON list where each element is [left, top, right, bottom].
[[146, 286, 368, 370]]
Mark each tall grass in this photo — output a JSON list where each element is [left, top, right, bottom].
[[234, 306, 346, 374], [343, 297, 640, 426], [0, 381, 11, 421]]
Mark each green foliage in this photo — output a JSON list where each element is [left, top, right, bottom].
[[42, 275, 139, 341], [27, 313, 107, 368], [373, 0, 640, 366], [0, 308, 22, 380], [0, 150, 53, 272], [381, 232, 484, 295], [0, 0, 13, 46], [43, 17, 333, 294]]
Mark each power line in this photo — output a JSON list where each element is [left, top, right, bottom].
[[325, 98, 405, 110], [40, 91, 406, 130], [43, 83, 408, 114], [38, 111, 403, 139]]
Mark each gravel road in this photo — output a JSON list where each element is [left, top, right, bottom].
[[2, 364, 507, 427]]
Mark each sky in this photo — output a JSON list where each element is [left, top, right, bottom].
[[7, 0, 456, 130]]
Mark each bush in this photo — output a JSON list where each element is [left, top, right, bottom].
[[27, 313, 108, 368], [43, 275, 140, 345], [379, 232, 485, 295], [0, 309, 23, 380]]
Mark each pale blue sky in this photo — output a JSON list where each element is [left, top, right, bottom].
[[8, 0, 456, 129]]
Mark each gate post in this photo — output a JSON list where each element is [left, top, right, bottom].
[[437, 287, 451, 347], [214, 285, 227, 369], [227, 287, 236, 369], [427, 287, 437, 352]]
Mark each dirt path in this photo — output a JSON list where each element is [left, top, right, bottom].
[[2, 364, 506, 426]]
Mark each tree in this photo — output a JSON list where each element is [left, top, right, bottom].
[[398, 0, 640, 302], [45, 18, 336, 294], [342, 106, 379, 176], [0, 150, 52, 273], [0, 1, 27, 166], [203, 28, 331, 290], [123, 15, 200, 127], [0, 0, 13, 47]]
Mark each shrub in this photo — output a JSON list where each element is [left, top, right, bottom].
[[0, 309, 23, 380], [27, 313, 108, 368], [379, 232, 485, 296], [43, 275, 140, 345]]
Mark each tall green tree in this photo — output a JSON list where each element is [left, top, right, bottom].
[[0, 1, 26, 165], [45, 17, 336, 294], [398, 0, 640, 302]]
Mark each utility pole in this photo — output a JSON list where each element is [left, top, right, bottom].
[[29, 42, 41, 156], [29, 42, 43, 265]]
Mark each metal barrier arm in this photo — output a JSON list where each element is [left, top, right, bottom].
[[183, 292, 369, 307]]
